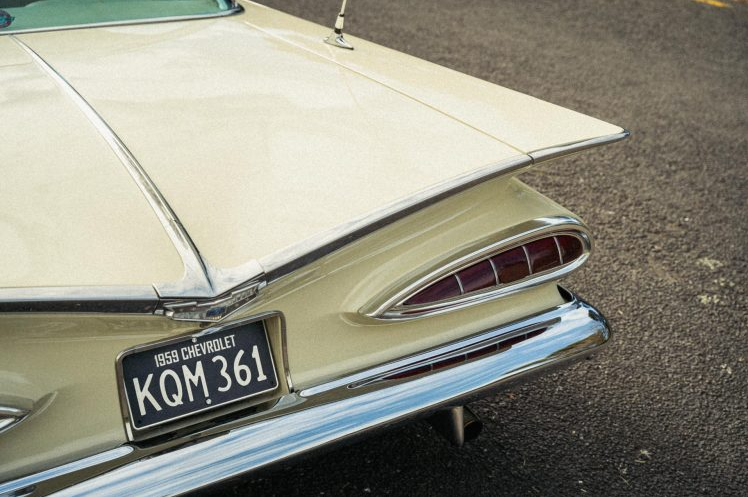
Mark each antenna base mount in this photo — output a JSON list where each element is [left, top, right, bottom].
[[324, 31, 354, 50]]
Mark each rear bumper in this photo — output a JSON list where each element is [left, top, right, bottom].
[[2, 289, 609, 497]]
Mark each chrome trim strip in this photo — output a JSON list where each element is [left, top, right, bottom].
[[0, 419, 16, 433], [0, 406, 27, 417], [260, 130, 628, 284], [454, 274, 465, 295], [44, 292, 608, 497], [0, 447, 133, 497], [553, 236, 564, 264], [10, 37, 215, 299], [488, 258, 500, 285], [203, 259, 265, 298], [0, 4, 243, 36], [160, 280, 266, 322], [529, 129, 630, 163], [361, 216, 592, 320], [0, 405, 29, 435], [348, 324, 546, 389], [256, 131, 629, 287], [0, 394, 52, 440], [0, 286, 158, 313], [521, 244, 533, 274]]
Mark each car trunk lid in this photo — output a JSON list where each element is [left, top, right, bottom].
[[9, 3, 624, 296]]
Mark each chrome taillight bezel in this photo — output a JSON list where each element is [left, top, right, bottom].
[[361, 216, 592, 320]]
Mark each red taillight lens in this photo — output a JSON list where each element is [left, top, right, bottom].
[[491, 246, 530, 283], [404, 275, 461, 305], [457, 260, 496, 293], [402, 233, 586, 308], [525, 237, 561, 273], [557, 235, 583, 263]]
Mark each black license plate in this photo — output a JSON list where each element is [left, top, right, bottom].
[[119, 319, 278, 431]]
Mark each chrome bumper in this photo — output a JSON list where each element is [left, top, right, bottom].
[[2, 290, 609, 497]]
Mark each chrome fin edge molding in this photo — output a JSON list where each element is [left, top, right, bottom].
[[529, 129, 630, 163], [0, 286, 158, 313], [159, 281, 266, 323], [0, 405, 30, 435], [11, 37, 215, 299]]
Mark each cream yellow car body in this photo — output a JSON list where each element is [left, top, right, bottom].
[[1, 1, 621, 289], [0, 1, 627, 495]]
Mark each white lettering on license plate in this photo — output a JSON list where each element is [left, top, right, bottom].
[[132, 344, 269, 417], [153, 334, 238, 367]]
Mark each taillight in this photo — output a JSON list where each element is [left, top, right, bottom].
[[362, 217, 593, 320], [457, 260, 495, 293], [557, 235, 584, 262], [491, 246, 530, 284], [404, 275, 461, 305], [403, 234, 585, 308]]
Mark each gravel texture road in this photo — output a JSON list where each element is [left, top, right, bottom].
[[204, 1, 747, 495]]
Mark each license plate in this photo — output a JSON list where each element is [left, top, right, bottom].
[[119, 319, 278, 431]]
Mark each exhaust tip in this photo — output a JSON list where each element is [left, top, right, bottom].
[[427, 405, 483, 447], [462, 407, 483, 442]]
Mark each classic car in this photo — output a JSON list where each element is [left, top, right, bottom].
[[0, 0, 628, 495]]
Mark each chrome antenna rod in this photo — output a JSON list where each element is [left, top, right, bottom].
[[324, 0, 354, 50]]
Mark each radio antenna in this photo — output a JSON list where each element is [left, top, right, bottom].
[[324, 0, 354, 50]]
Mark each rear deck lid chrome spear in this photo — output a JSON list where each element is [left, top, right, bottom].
[[324, 0, 353, 50]]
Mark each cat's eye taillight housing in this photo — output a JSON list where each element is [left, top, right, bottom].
[[363, 217, 591, 320]]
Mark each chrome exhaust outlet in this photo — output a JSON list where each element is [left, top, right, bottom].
[[427, 405, 483, 447]]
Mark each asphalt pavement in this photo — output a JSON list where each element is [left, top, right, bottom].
[[204, 1, 748, 495]]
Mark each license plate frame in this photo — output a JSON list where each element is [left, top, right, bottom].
[[116, 315, 279, 434]]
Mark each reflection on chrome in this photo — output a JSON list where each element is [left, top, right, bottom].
[[0, 447, 133, 497]]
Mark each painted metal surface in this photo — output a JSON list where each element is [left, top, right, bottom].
[[10, 37, 214, 298], [14, 17, 518, 283], [0, 177, 570, 481], [0, 38, 184, 290], [243, 1, 625, 153], [0, 0, 626, 297]]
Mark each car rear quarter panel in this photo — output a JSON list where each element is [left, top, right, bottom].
[[0, 175, 574, 480]]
